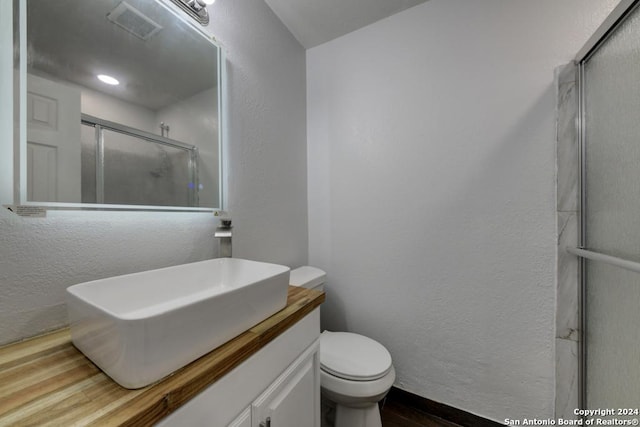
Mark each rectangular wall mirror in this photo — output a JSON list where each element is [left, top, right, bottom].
[[10, 0, 223, 211]]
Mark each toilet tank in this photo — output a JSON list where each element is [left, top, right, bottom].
[[289, 266, 326, 291]]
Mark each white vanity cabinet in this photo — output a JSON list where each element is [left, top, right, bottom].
[[156, 308, 321, 427], [228, 409, 251, 427], [250, 342, 319, 427]]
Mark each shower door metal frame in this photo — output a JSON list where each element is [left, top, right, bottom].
[[572, 0, 640, 411], [81, 114, 200, 207]]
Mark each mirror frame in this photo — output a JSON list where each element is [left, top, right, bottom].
[[2, 0, 226, 213]]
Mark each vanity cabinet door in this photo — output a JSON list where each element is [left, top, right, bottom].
[[228, 408, 251, 427], [252, 343, 320, 427]]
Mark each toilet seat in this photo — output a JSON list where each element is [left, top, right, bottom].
[[320, 331, 392, 381]]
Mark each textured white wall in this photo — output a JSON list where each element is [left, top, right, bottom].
[[208, 0, 308, 264], [81, 86, 157, 133], [0, 0, 307, 346], [307, 0, 618, 421]]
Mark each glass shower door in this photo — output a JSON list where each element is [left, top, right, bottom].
[[581, 0, 640, 412]]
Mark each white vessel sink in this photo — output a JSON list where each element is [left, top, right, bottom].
[[66, 258, 290, 389]]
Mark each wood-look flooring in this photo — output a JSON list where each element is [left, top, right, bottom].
[[379, 387, 501, 427], [380, 397, 462, 427]]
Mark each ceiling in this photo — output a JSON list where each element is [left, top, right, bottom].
[[264, 0, 430, 49]]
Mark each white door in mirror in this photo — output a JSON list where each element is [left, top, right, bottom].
[[26, 74, 81, 203]]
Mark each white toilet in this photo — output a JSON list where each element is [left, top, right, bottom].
[[290, 267, 396, 427]]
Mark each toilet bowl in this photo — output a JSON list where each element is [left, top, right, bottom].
[[290, 267, 395, 427]]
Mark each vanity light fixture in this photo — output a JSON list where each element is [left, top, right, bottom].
[[97, 74, 120, 85], [169, 0, 213, 26]]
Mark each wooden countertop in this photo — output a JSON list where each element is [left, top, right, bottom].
[[0, 286, 324, 427]]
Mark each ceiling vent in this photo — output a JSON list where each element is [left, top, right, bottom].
[[107, 2, 163, 41]]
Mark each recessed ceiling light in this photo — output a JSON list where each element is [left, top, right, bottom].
[[97, 74, 119, 85]]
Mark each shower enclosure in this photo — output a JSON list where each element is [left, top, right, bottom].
[[566, 0, 640, 415], [80, 115, 199, 207]]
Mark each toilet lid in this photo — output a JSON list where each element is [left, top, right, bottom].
[[320, 331, 392, 381]]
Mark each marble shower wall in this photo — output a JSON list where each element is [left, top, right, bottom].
[[555, 62, 580, 420]]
